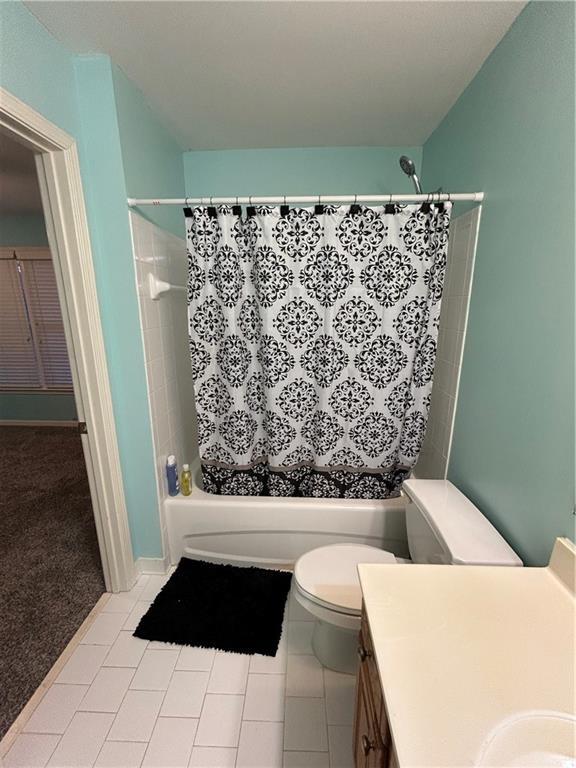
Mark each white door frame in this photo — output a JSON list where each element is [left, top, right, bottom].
[[0, 87, 136, 592]]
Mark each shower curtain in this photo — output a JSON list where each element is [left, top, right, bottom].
[[186, 202, 451, 498]]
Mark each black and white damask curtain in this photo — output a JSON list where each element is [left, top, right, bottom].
[[186, 203, 452, 499]]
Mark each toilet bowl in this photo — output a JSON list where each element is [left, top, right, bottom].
[[292, 480, 522, 673], [292, 543, 396, 673]]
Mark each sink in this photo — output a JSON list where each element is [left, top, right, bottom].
[[476, 710, 576, 767]]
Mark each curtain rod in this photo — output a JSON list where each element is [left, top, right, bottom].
[[127, 192, 483, 207]]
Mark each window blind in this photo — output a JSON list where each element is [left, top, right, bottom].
[[0, 258, 40, 388], [0, 249, 73, 391]]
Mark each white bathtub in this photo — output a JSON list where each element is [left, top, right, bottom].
[[164, 464, 409, 568]]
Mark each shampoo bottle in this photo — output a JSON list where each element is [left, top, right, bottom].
[[166, 455, 180, 496], [180, 464, 192, 496]]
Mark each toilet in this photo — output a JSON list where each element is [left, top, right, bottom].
[[292, 479, 523, 673]]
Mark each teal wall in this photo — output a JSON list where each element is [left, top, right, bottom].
[[71, 56, 185, 556], [184, 147, 423, 196], [4, 0, 573, 567], [112, 66, 185, 237], [0, 2, 175, 558], [0, 393, 77, 421], [0, 1, 78, 136], [0, 3, 78, 426], [0, 214, 48, 245], [73, 56, 162, 558], [422, 1, 575, 565]]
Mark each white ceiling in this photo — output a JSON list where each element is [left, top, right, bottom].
[[26, 1, 526, 150], [0, 132, 43, 214]]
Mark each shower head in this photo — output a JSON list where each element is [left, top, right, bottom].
[[399, 155, 423, 195], [399, 155, 416, 176]]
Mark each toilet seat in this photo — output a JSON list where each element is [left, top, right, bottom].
[[293, 544, 396, 616]]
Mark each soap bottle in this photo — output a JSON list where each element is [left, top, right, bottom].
[[166, 455, 180, 496], [180, 464, 192, 496]]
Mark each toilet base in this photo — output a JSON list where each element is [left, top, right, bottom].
[[311, 619, 359, 674]]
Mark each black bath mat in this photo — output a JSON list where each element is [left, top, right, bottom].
[[133, 558, 292, 656]]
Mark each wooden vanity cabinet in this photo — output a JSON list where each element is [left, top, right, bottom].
[[353, 607, 394, 768]]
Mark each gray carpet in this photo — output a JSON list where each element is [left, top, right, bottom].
[[0, 426, 105, 738]]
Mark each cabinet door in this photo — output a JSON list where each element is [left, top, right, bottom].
[[359, 619, 384, 728], [354, 667, 387, 768], [353, 670, 369, 768]]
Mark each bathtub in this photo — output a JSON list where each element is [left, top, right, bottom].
[[164, 463, 410, 568]]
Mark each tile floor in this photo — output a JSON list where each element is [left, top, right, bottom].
[[3, 575, 356, 768]]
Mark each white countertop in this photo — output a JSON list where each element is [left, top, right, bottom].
[[358, 538, 575, 768]]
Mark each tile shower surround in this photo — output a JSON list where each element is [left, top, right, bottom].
[[130, 212, 198, 555], [416, 207, 479, 478], [130, 206, 479, 522]]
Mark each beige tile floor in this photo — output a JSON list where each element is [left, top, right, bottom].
[[2, 575, 356, 768]]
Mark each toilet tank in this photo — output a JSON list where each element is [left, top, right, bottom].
[[403, 479, 523, 566]]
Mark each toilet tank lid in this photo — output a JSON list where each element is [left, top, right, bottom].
[[403, 479, 523, 566]]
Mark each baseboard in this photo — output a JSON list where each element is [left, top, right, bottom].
[[0, 420, 78, 427], [136, 556, 170, 575]]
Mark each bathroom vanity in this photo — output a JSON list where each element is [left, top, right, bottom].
[[353, 538, 575, 768]]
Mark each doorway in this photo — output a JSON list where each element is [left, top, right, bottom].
[[0, 88, 137, 739], [0, 131, 107, 738]]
